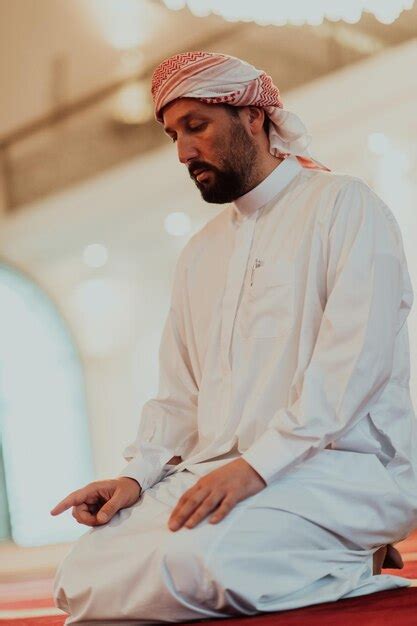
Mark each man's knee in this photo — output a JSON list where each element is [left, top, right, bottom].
[[161, 529, 260, 616], [161, 528, 219, 609]]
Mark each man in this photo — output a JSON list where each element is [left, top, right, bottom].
[[51, 51, 417, 624]]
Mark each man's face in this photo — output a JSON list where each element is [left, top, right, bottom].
[[162, 98, 259, 204]]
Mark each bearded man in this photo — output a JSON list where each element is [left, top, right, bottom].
[[51, 51, 417, 625]]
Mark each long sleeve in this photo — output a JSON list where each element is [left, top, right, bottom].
[[242, 179, 408, 484], [118, 245, 199, 491]]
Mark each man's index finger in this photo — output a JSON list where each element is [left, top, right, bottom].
[[50, 489, 87, 516]]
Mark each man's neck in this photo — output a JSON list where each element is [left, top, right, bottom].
[[245, 154, 285, 194]]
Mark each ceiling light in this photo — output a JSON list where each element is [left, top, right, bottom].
[[161, 0, 415, 25], [368, 132, 390, 155], [83, 244, 109, 268], [88, 0, 148, 50], [112, 81, 154, 124], [164, 212, 192, 236]]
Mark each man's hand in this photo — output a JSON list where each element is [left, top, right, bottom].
[[168, 458, 266, 531], [50, 477, 142, 526]]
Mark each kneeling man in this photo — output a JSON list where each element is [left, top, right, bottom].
[[51, 51, 417, 625]]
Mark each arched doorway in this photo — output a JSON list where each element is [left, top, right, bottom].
[[0, 261, 94, 546]]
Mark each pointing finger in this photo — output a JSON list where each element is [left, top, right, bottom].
[[50, 489, 88, 516]]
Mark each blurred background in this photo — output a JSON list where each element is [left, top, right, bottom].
[[0, 0, 416, 581]]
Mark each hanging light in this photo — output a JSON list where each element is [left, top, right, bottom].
[[161, 0, 415, 26], [112, 80, 154, 124], [88, 0, 147, 50]]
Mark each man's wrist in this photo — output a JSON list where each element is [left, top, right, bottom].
[[119, 476, 142, 491], [237, 457, 267, 487]]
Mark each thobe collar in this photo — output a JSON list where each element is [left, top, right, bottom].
[[231, 155, 303, 224]]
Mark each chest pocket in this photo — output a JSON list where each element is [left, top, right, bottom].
[[238, 260, 295, 339]]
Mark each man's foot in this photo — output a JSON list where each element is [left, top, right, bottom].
[[373, 544, 404, 574], [384, 544, 405, 569]]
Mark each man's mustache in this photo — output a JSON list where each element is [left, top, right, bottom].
[[189, 164, 214, 178]]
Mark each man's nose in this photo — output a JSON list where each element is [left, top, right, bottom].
[[177, 136, 199, 165]]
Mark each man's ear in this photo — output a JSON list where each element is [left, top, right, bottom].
[[247, 106, 265, 135]]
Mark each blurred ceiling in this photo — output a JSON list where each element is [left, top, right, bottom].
[[1, 0, 416, 211]]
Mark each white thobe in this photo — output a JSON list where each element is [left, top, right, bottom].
[[54, 155, 417, 624]]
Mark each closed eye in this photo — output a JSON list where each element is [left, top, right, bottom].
[[168, 123, 208, 143], [189, 123, 207, 133]]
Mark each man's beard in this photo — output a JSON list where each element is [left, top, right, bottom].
[[191, 122, 259, 204]]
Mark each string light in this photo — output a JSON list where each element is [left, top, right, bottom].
[[161, 0, 415, 26]]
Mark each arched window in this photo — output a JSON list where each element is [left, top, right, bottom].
[[0, 262, 94, 546]]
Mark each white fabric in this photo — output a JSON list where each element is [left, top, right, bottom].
[[119, 156, 417, 503], [54, 462, 411, 624], [54, 157, 417, 622]]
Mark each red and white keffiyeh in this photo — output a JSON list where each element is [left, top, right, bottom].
[[151, 51, 329, 171]]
